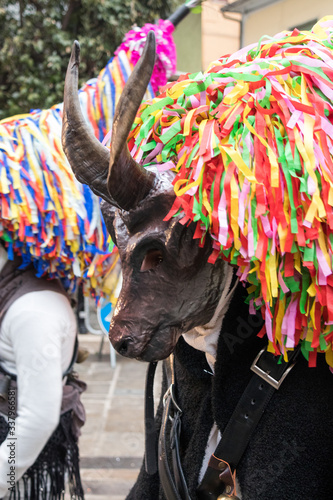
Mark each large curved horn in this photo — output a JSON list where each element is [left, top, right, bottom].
[[107, 30, 156, 210], [62, 41, 114, 205], [63, 32, 157, 211]]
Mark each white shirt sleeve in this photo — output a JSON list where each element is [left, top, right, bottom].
[[0, 291, 76, 498]]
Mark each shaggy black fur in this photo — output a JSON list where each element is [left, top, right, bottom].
[[127, 283, 333, 499]]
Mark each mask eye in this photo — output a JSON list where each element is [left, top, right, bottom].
[[140, 249, 163, 272]]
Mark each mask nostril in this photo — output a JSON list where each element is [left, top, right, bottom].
[[118, 339, 128, 355], [116, 337, 134, 356]]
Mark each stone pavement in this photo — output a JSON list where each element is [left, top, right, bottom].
[[74, 333, 162, 500]]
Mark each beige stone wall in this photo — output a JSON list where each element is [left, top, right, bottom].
[[172, 1, 240, 75], [243, 0, 332, 46], [173, 11, 202, 74], [201, 0, 240, 70]]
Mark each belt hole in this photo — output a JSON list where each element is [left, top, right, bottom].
[[259, 383, 264, 390], [244, 413, 249, 419], [251, 398, 256, 405]]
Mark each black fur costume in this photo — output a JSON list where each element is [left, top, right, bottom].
[[127, 283, 333, 499]]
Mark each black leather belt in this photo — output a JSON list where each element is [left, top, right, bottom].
[[144, 361, 158, 475], [197, 347, 300, 499], [144, 354, 189, 499], [159, 354, 191, 500]]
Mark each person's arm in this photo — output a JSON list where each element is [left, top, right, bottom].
[[0, 294, 72, 497]]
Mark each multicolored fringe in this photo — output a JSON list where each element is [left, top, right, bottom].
[[0, 21, 176, 296], [128, 16, 333, 367]]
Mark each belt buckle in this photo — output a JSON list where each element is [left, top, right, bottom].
[[250, 349, 297, 390]]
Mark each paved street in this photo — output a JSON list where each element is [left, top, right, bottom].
[[75, 333, 162, 500]]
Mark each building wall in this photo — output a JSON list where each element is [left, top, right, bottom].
[[172, 1, 240, 75], [201, 0, 240, 70], [243, 0, 332, 46], [173, 11, 202, 74]]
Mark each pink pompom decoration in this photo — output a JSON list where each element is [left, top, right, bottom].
[[115, 19, 176, 93]]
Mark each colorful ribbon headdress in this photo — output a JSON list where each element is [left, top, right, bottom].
[[128, 16, 333, 367]]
